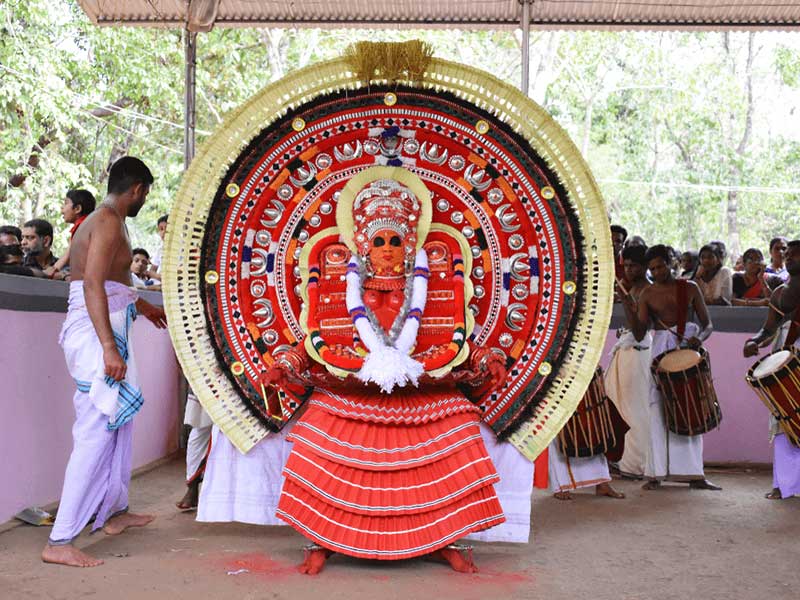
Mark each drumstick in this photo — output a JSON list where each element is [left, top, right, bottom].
[[615, 276, 630, 297], [655, 316, 688, 343], [769, 301, 786, 317]]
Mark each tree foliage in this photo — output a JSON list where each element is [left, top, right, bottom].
[[1, 1, 799, 260]]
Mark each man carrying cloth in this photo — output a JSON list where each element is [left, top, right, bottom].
[[743, 240, 800, 500], [628, 245, 720, 491], [42, 157, 167, 567]]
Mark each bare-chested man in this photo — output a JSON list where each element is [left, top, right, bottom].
[[628, 244, 720, 491], [605, 244, 653, 479], [743, 240, 800, 500], [42, 157, 167, 568]]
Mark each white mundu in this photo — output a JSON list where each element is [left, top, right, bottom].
[[183, 393, 212, 483], [605, 329, 653, 477], [49, 281, 142, 545], [645, 322, 705, 481], [547, 440, 611, 493]]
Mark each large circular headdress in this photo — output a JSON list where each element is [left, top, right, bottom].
[[163, 41, 613, 457]]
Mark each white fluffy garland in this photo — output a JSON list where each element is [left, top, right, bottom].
[[345, 249, 428, 393]]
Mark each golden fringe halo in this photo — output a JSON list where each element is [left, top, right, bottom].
[[335, 166, 433, 255], [163, 51, 613, 456]]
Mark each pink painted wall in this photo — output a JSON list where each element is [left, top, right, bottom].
[[598, 330, 772, 465], [0, 306, 774, 524], [0, 309, 180, 523]]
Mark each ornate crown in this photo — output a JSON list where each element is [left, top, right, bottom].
[[352, 179, 421, 257]]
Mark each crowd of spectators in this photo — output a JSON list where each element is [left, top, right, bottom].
[[1, 203, 793, 305], [612, 224, 793, 308], [0, 189, 166, 290]]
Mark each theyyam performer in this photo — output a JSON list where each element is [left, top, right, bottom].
[[266, 167, 512, 572], [162, 41, 614, 575]]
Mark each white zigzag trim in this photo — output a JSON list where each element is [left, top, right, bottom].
[[294, 420, 477, 453], [280, 489, 501, 536], [276, 510, 503, 557], [287, 432, 482, 467], [284, 468, 498, 512], [292, 452, 492, 492]]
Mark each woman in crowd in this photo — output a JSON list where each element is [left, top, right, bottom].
[[732, 248, 784, 307], [693, 243, 733, 305]]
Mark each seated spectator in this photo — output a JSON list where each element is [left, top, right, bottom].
[[0, 244, 39, 277], [679, 250, 697, 279], [0, 225, 21, 246], [46, 189, 96, 278], [625, 235, 647, 248], [733, 254, 745, 272], [666, 246, 681, 277], [693, 243, 732, 305], [148, 214, 168, 281], [765, 236, 788, 281], [710, 239, 728, 264], [21, 219, 63, 278], [130, 248, 161, 290], [732, 248, 784, 307]]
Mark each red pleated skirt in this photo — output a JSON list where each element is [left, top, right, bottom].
[[276, 384, 505, 559]]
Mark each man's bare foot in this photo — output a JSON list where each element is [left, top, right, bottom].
[[689, 479, 722, 491], [596, 482, 626, 499], [765, 487, 782, 500], [176, 481, 200, 511], [554, 491, 573, 501], [103, 512, 155, 536], [42, 544, 104, 568], [432, 545, 478, 573], [298, 544, 333, 575], [642, 480, 661, 490]]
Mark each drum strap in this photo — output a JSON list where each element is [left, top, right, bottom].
[[676, 279, 689, 339]]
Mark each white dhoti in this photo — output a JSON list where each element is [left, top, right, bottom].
[[547, 441, 611, 492], [605, 330, 652, 477], [644, 324, 705, 481], [465, 423, 534, 544], [49, 281, 141, 545], [197, 422, 296, 526], [183, 393, 212, 484]]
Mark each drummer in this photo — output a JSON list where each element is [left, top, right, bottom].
[[743, 239, 800, 499], [606, 244, 652, 479], [627, 244, 721, 491]]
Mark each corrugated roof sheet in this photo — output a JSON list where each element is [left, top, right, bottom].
[[77, 1, 800, 29]]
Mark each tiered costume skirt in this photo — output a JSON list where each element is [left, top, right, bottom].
[[276, 384, 506, 559]]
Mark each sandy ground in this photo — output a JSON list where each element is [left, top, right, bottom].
[[0, 459, 796, 600]]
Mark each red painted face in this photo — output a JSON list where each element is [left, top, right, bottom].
[[368, 228, 404, 274]]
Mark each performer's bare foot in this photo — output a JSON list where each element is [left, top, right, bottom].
[[298, 544, 333, 575], [103, 512, 155, 536], [175, 481, 200, 511], [42, 544, 104, 568], [596, 482, 625, 499], [432, 545, 478, 573], [689, 479, 722, 491], [553, 491, 573, 501], [641, 480, 661, 490], [765, 487, 782, 500]]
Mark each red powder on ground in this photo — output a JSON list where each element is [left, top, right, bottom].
[[220, 552, 297, 579]]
